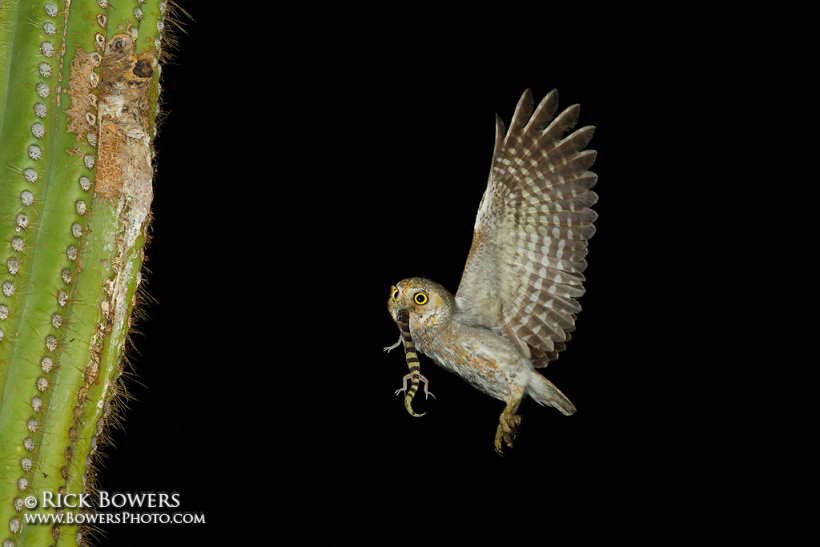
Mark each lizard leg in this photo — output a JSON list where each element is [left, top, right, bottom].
[[383, 335, 403, 353], [395, 373, 435, 399], [419, 375, 436, 400], [394, 374, 411, 396]]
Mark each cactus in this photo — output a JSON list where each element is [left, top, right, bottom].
[[0, 1, 171, 544]]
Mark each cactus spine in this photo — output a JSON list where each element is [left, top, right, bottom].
[[0, 1, 170, 544]]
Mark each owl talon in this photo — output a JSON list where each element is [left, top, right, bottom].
[[494, 411, 522, 456]]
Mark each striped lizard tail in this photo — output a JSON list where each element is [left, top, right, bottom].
[[392, 320, 435, 417]]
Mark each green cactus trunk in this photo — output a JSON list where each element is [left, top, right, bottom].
[[0, 1, 169, 544]]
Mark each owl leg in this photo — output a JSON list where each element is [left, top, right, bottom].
[[494, 385, 525, 456]]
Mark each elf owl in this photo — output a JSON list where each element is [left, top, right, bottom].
[[386, 89, 597, 455]]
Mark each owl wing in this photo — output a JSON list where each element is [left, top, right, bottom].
[[455, 89, 598, 366]]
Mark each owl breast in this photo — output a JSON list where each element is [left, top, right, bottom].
[[410, 319, 531, 402]]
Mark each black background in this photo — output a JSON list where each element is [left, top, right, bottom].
[[92, 5, 777, 546]]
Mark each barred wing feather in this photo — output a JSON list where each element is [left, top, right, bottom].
[[455, 89, 598, 366]]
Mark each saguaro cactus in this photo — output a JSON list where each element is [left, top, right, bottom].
[[0, 1, 171, 544]]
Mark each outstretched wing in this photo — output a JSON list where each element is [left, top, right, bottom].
[[455, 89, 598, 366]]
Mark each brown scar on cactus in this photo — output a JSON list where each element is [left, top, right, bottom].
[[95, 33, 156, 201], [65, 49, 101, 142]]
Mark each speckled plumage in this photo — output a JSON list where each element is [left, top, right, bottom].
[[387, 89, 597, 454]]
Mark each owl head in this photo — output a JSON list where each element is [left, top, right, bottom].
[[388, 277, 456, 329]]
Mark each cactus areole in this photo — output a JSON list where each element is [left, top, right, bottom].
[[0, 1, 171, 544]]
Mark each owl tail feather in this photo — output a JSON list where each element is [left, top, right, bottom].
[[526, 373, 576, 416]]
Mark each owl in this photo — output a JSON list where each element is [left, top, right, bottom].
[[386, 89, 597, 455]]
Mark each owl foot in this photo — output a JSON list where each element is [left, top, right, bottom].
[[494, 412, 522, 456], [383, 336, 403, 353], [394, 374, 436, 399]]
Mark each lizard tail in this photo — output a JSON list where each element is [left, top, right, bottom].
[[397, 321, 425, 417]]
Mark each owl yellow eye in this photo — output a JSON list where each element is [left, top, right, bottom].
[[414, 292, 428, 305], [391, 288, 399, 302]]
